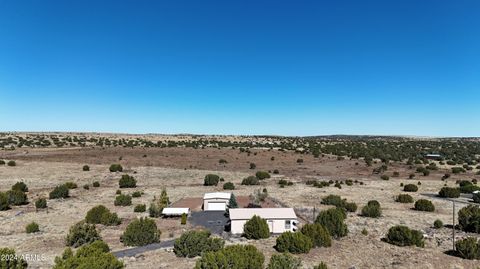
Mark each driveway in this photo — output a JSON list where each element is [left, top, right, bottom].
[[188, 211, 228, 234], [112, 239, 175, 258]]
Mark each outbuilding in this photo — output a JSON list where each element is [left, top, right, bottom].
[[229, 208, 298, 234], [203, 192, 231, 211], [162, 207, 190, 217]]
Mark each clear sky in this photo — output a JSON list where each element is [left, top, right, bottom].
[[0, 1, 479, 136]]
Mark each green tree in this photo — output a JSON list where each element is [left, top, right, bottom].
[[121, 217, 161, 246], [53, 240, 123, 269], [243, 215, 270, 239], [300, 223, 332, 247], [194, 244, 264, 269], [275, 231, 313, 254], [174, 230, 224, 258], [267, 253, 301, 269], [315, 207, 348, 238], [66, 222, 101, 248], [0, 248, 28, 268], [229, 193, 238, 208]]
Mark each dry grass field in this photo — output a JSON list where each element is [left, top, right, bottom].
[[1, 136, 480, 269]]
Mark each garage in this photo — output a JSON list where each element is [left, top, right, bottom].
[[203, 192, 231, 211]]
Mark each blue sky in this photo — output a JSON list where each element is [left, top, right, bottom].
[[0, 1, 479, 136]]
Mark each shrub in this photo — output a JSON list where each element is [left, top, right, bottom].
[[134, 204, 146, 212], [473, 192, 480, 203], [181, 213, 187, 225], [219, 159, 228, 164], [82, 165, 90, 171], [314, 262, 328, 269], [344, 202, 358, 212], [273, 169, 279, 174], [458, 205, 480, 233], [66, 221, 101, 247], [7, 190, 28, 205], [92, 181, 100, 187], [0, 248, 28, 268], [381, 175, 389, 180], [114, 194, 132, 206], [244, 215, 270, 239], [242, 176, 260, 185], [174, 230, 224, 258], [148, 188, 169, 217], [250, 163, 256, 169], [83, 184, 90, 190], [0, 192, 9, 211], [229, 193, 238, 208], [119, 174, 136, 188], [49, 185, 69, 199], [194, 244, 264, 269], [0, 160, 4, 165], [256, 171, 271, 180], [109, 164, 123, 172], [12, 181, 28, 192], [116, 190, 121, 195], [26, 222, 39, 233], [85, 205, 120, 226], [361, 201, 381, 218], [132, 191, 142, 198], [361, 228, 368, 235], [403, 184, 418, 192], [321, 195, 345, 207], [438, 187, 460, 198], [203, 174, 220, 186], [414, 199, 435, 212], [460, 184, 480, 193], [452, 167, 466, 174], [121, 217, 160, 246], [455, 237, 479, 260], [7, 160, 16, 166], [35, 198, 47, 209], [223, 182, 235, 190], [315, 207, 348, 238], [300, 223, 331, 247], [53, 240, 123, 269], [64, 182, 78, 189], [433, 219, 443, 229], [395, 194, 414, 203], [267, 253, 301, 269], [275, 231, 313, 254], [385, 225, 424, 247]]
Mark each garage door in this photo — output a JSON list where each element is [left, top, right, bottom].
[[208, 202, 226, 211]]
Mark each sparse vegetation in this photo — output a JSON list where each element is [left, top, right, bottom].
[[114, 194, 132, 206], [49, 184, 69, 199], [26, 222, 39, 233]]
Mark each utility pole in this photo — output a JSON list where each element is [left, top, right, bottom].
[[452, 200, 456, 251]]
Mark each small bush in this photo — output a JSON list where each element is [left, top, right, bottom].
[[256, 171, 271, 180], [119, 174, 137, 188], [242, 176, 260, 185], [66, 222, 101, 247], [315, 207, 348, 238], [250, 163, 256, 169], [64, 182, 78, 189], [361, 228, 368, 235], [194, 244, 264, 269], [0, 192, 9, 211], [458, 205, 480, 233], [93, 181, 100, 187], [121, 217, 161, 246], [7, 160, 16, 166], [181, 213, 187, 225], [361, 201, 381, 218], [395, 194, 414, 203], [244, 215, 270, 239], [433, 219, 443, 229], [134, 204, 146, 212], [473, 192, 480, 204], [114, 194, 132, 206], [109, 164, 123, 172], [82, 165, 90, 171], [53, 240, 123, 269], [26, 222, 39, 233], [7, 190, 28, 205], [275, 231, 313, 254], [85, 205, 120, 226], [223, 182, 235, 190], [403, 184, 418, 192], [132, 191, 142, 198], [116, 190, 121, 195], [174, 230, 224, 258], [267, 253, 301, 269], [12, 181, 28, 192], [0, 248, 27, 268], [455, 237, 479, 260], [49, 185, 69, 199], [83, 184, 90, 190], [203, 174, 220, 186], [438, 187, 460, 198], [414, 199, 435, 212], [452, 167, 466, 174], [385, 225, 424, 247], [35, 198, 47, 209], [314, 262, 328, 269], [321, 195, 345, 207], [381, 175, 389, 180], [344, 202, 358, 212], [300, 223, 331, 247]]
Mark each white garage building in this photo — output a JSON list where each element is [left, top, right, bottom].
[[203, 192, 231, 211], [229, 208, 298, 235]]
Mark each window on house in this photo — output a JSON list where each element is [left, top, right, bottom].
[[285, 220, 291, 229]]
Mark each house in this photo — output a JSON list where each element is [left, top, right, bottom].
[[229, 208, 298, 234], [203, 192, 231, 211], [162, 207, 190, 217]]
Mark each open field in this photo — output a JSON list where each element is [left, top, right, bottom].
[[1, 134, 480, 268]]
